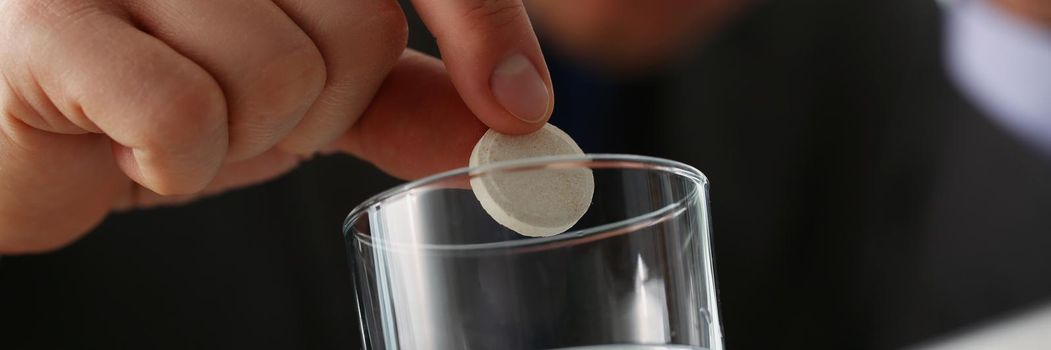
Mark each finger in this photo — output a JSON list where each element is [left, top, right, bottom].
[[132, 0, 327, 160], [16, 4, 228, 194], [0, 109, 128, 253], [331, 50, 488, 180], [271, 0, 408, 155], [410, 0, 553, 134], [135, 47, 482, 207], [126, 148, 301, 209], [133, 50, 485, 206]]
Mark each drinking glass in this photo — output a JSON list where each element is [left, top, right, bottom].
[[344, 154, 722, 350]]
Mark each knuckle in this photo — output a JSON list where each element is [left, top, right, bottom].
[[256, 41, 327, 109], [373, 3, 409, 51], [464, 0, 526, 31], [283, 42, 328, 93], [140, 69, 226, 152], [227, 41, 325, 158], [163, 74, 225, 129], [352, 4, 407, 76], [4, 0, 58, 22], [340, 2, 407, 68], [3, 0, 106, 28], [320, 1, 406, 73]]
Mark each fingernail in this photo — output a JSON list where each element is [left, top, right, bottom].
[[491, 54, 551, 123]]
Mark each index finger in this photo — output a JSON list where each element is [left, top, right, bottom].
[[331, 50, 487, 180], [410, 0, 553, 134]]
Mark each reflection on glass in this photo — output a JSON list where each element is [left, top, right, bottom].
[[345, 154, 722, 350]]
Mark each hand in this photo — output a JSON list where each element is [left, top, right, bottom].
[[0, 0, 554, 253], [527, 0, 744, 73], [997, 0, 1051, 26]]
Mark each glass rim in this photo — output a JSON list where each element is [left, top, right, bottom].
[[343, 153, 708, 252]]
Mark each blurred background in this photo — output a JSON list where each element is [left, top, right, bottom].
[[3, 0, 1050, 349]]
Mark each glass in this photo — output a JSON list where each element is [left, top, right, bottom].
[[344, 154, 722, 350]]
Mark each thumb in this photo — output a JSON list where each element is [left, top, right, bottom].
[[410, 0, 553, 134]]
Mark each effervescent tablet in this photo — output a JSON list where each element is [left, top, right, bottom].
[[469, 124, 595, 237]]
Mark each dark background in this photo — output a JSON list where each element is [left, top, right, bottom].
[[3, 0, 1051, 349]]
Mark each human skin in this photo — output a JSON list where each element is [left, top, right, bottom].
[[997, 0, 1051, 26], [0, 0, 555, 253], [526, 0, 747, 74], [528, 0, 1051, 74]]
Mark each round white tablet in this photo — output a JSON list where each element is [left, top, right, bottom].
[[469, 124, 595, 237]]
